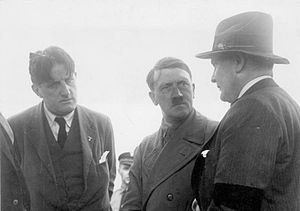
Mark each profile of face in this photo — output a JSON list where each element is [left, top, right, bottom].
[[33, 63, 77, 116], [149, 68, 195, 123], [119, 163, 131, 185], [211, 54, 240, 103]]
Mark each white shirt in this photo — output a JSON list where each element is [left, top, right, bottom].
[[43, 104, 74, 141], [238, 75, 272, 99]]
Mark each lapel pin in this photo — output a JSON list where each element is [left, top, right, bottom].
[[88, 136, 93, 142]]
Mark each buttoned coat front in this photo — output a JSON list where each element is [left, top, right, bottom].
[[192, 79, 300, 211], [121, 110, 218, 211], [8, 103, 116, 211]]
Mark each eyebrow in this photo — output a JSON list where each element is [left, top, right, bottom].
[[159, 79, 189, 87]]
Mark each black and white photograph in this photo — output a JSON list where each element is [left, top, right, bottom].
[[1, 0, 300, 210]]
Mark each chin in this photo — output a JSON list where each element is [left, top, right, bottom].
[[171, 110, 190, 120], [59, 107, 76, 116]]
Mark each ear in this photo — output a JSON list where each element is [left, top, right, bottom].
[[234, 53, 246, 73], [31, 84, 43, 98], [149, 91, 158, 105]]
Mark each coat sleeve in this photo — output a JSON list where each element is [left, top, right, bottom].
[[104, 116, 116, 198], [120, 144, 143, 211]]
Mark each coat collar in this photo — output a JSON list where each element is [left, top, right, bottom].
[[159, 109, 206, 145], [231, 78, 278, 106], [243, 78, 278, 96]]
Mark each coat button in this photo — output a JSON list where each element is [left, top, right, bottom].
[[13, 199, 18, 205], [167, 193, 174, 201]]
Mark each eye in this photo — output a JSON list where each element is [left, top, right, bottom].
[[178, 81, 190, 88], [66, 78, 74, 84], [160, 84, 171, 93], [46, 81, 59, 89]]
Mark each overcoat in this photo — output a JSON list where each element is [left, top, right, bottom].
[[192, 78, 300, 211], [1, 114, 30, 211], [8, 103, 116, 211], [122, 110, 218, 211]]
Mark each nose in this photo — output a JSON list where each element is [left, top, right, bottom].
[[171, 87, 183, 97], [211, 69, 216, 83], [60, 81, 71, 96]]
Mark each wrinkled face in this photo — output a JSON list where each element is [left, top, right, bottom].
[[211, 55, 239, 103], [33, 64, 77, 116], [149, 68, 194, 123], [119, 163, 131, 185]]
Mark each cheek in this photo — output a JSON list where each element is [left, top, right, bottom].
[[44, 92, 60, 103], [158, 94, 171, 105]]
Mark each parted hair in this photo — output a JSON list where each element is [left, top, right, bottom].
[[146, 57, 192, 91], [29, 46, 75, 84]]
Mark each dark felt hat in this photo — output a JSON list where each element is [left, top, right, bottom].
[[196, 11, 289, 64], [118, 152, 134, 165]]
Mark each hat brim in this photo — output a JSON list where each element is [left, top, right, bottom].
[[196, 50, 289, 64], [119, 159, 133, 165]]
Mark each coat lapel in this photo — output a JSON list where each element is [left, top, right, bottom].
[[231, 78, 278, 106], [143, 110, 207, 205], [0, 124, 18, 170], [77, 106, 97, 191], [0, 113, 18, 169], [26, 103, 56, 181]]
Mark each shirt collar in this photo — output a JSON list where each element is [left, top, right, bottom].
[[43, 103, 75, 128], [238, 75, 272, 99]]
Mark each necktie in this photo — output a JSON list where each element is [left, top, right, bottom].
[[55, 117, 67, 148]]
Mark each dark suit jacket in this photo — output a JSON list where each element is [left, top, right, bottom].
[[192, 79, 300, 211], [8, 103, 116, 211], [1, 114, 30, 211], [121, 110, 218, 211]]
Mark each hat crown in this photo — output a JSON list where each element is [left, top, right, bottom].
[[213, 11, 273, 53], [118, 152, 133, 164], [196, 11, 289, 64]]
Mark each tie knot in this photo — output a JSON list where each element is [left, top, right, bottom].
[[55, 117, 66, 127]]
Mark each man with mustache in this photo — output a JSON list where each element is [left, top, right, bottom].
[[121, 57, 218, 211], [8, 46, 116, 211]]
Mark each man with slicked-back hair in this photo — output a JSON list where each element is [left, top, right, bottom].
[[8, 46, 116, 211], [121, 57, 218, 211]]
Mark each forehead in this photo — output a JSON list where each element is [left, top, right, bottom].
[[119, 163, 131, 168], [154, 68, 191, 85], [48, 64, 70, 82], [211, 53, 233, 65]]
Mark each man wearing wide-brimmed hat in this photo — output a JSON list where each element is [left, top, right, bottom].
[[192, 11, 300, 210]]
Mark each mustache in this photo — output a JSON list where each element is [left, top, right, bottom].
[[172, 97, 185, 105]]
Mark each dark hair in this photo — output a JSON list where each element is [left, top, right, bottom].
[[146, 57, 192, 90], [29, 46, 75, 84]]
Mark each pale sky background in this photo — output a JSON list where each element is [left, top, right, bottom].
[[1, 0, 300, 188]]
